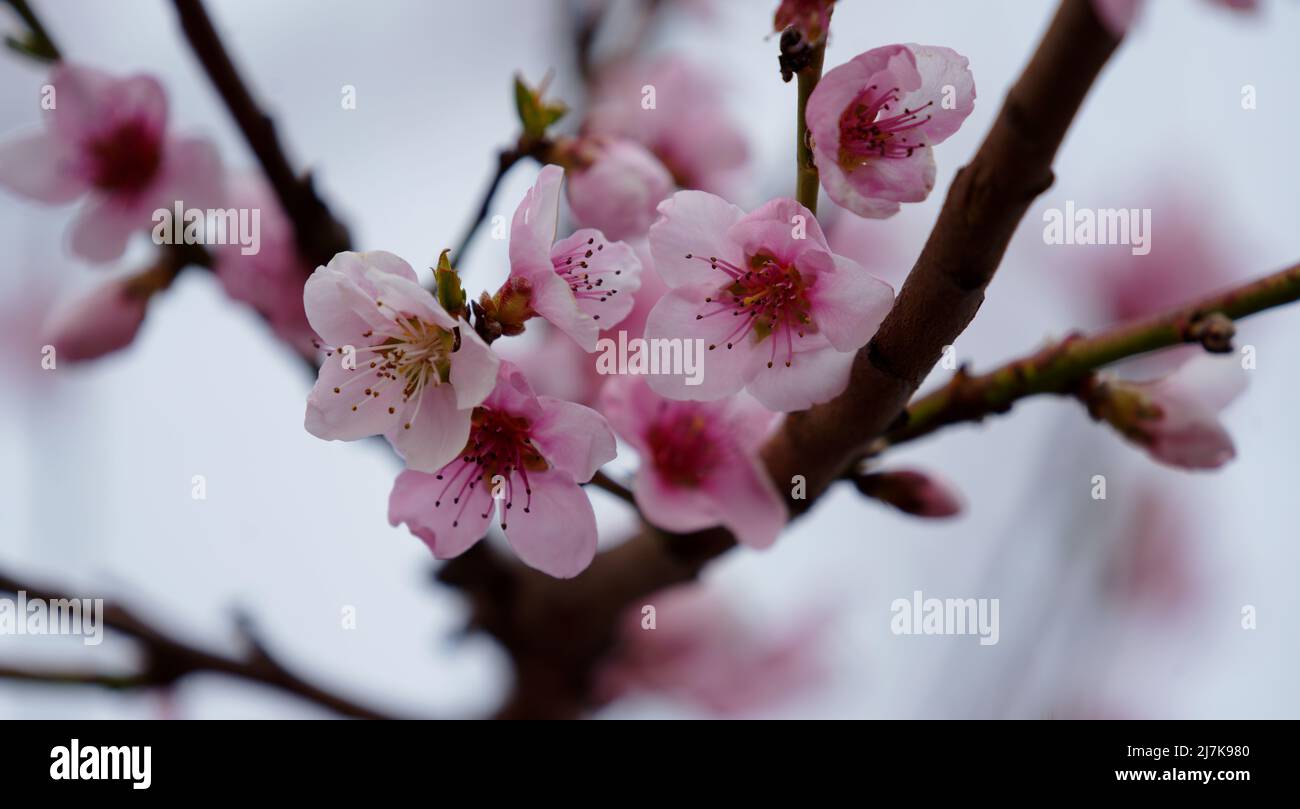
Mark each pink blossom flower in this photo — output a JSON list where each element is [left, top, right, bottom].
[[806, 44, 975, 218], [562, 137, 674, 241], [584, 57, 749, 195], [42, 275, 149, 362], [643, 192, 894, 411], [388, 361, 617, 578], [852, 468, 964, 518], [212, 174, 315, 356], [1087, 355, 1247, 469], [594, 585, 824, 715], [303, 250, 498, 472], [599, 375, 787, 547], [1091, 0, 1257, 37], [0, 63, 223, 263], [508, 164, 643, 351]]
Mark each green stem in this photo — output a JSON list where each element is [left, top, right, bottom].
[[795, 42, 825, 214], [884, 260, 1300, 448]]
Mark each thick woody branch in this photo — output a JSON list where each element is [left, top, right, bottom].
[[879, 261, 1300, 449], [171, 0, 350, 269], [762, 0, 1120, 506], [0, 570, 406, 720]]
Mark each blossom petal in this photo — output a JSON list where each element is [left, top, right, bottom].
[[0, 132, 86, 203], [648, 190, 746, 288], [306, 358, 408, 441], [388, 466, 495, 560], [448, 325, 500, 410], [799, 249, 894, 352], [532, 397, 618, 483], [509, 164, 563, 278], [900, 45, 976, 145], [643, 282, 755, 401], [703, 452, 788, 549], [503, 470, 598, 578], [745, 343, 854, 412], [387, 384, 473, 473]]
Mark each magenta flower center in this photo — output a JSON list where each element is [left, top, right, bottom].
[[687, 249, 814, 368], [86, 120, 163, 193], [646, 405, 721, 488], [551, 235, 622, 321], [432, 407, 549, 529], [838, 84, 932, 164]]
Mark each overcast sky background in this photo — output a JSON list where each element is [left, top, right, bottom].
[[1, 0, 1297, 718]]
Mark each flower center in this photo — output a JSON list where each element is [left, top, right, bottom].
[[431, 407, 550, 529], [87, 120, 163, 193], [319, 308, 456, 428], [838, 84, 932, 164], [686, 250, 815, 368], [646, 404, 721, 487], [551, 236, 622, 321]]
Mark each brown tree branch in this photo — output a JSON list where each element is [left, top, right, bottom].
[[0, 570, 408, 719], [171, 0, 350, 269]]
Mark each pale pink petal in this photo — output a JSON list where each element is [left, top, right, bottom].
[[531, 396, 618, 483], [745, 342, 854, 412], [702, 452, 787, 548], [509, 164, 563, 278], [738, 197, 829, 250], [647, 190, 745, 288], [842, 145, 937, 207], [818, 160, 904, 219], [388, 466, 495, 560], [154, 135, 225, 209], [798, 249, 894, 352], [550, 229, 643, 332], [305, 358, 408, 441], [633, 464, 727, 534], [387, 384, 473, 473], [67, 195, 140, 263], [448, 325, 500, 410], [302, 263, 390, 347], [0, 132, 86, 202], [595, 374, 660, 454], [643, 282, 755, 401], [366, 270, 457, 331], [529, 259, 601, 351], [900, 45, 976, 145], [503, 470, 598, 578]]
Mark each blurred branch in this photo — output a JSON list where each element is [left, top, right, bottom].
[[876, 260, 1300, 450], [3, 0, 60, 62], [449, 141, 530, 268], [171, 0, 350, 269], [0, 570, 407, 719], [588, 469, 636, 506]]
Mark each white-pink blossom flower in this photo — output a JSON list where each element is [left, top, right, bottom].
[[508, 165, 642, 351], [388, 361, 617, 578], [42, 275, 150, 362], [806, 44, 975, 218], [644, 192, 894, 411], [303, 250, 498, 472], [599, 375, 787, 548], [0, 63, 223, 263]]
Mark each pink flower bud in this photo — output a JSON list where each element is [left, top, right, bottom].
[[564, 138, 673, 241], [853, 468, 964, 518], [43, 276, 150, 361]]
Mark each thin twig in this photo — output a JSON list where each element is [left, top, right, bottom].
[[0, 570, 407, 719], [450, 145, 527, 267], [880, 261, 1300, 449], [3, 0, 60, 60], [588, 469, 636, 506]]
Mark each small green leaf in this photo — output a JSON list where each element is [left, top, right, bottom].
[[434, 249, 467, 319]]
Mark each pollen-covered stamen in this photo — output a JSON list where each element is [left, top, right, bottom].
[[551, 236, 621, 312], [320, 310, 457, 424], [838, 84, 933, 162], [686, 251, 814, 367], [86, 119, 163, 192], [429, 406, 550, 529], [646, 403, 722, 488]]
